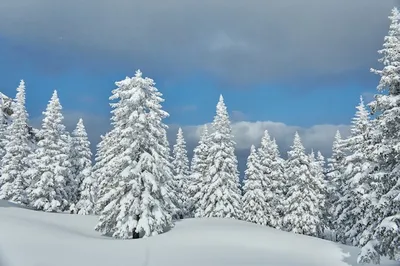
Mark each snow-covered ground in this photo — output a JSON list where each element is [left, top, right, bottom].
[[0, 200, 396, 266]]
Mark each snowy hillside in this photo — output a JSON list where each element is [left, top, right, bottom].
[[0, 200, 396, 266]]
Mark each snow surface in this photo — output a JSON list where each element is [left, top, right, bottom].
[[0, 200, 397, 266]]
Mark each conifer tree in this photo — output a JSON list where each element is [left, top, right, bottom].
[[358, 7, 400, 263], [282, 132, 325, 237], [188, 125, 210, 218], [71, 119, 95, 215], [171, 127, 190, 218], [95, 70, 174, 239], [326, 130, 345, 231], [257, 130, 285, 228], [0, 80, 32, 204], [335, 96, 374, 246], [242, 145, 267, 225], [197, 95, 242, 219], [27, 90, 71, 211]]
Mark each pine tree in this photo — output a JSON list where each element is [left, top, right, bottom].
[[188, 125, 210, 218], [358, 7, 400, 263], [93, 131, 119, 214], [257, 130, 285, 228], [27, 90, 71, 212], [242, 145, 267, 225], [326, 130, 345, 232], [95, 70, 174, 239], [197, 95, 242, 219], [0, 108, 8, 175], [0, 80, 32, 204], [71, 118, 95, 215], [171, 127, 190, 218], [335, 96, 374, 246], [282, 132, 325, 237]]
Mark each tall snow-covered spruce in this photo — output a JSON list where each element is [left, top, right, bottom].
[[326, 130, 345, 232], [71, 118, 95, 215], [0, 80, 32, 204], [358, 7, 400, 264], [197, 95, 242, 219], [282, 132, 325, 237], [187, 125, 210, 218], [257, 130, 285, 228], [27, 90, 71, 212], [242, 145, 267, 225], [171, 127, 190, 218], [335, 96, 374, 247], [95, 70, 175, 239]]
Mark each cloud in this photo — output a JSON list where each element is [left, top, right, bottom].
[[0, 0, 396, 86], [230, 110, 247, 122]]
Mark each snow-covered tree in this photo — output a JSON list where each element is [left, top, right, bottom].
[[197, 95, 242, 219], [309, 150, 328, 232], [171, 127, 190, 218], [26, 90, 71, 212], [326, 130, 345, 231], [93, 131, 119, 214], [242, 145, 268, 225], [358, 7, 400, 263], [282, 132, 325, 237], [187, 125, 210, 218], [71, 118, 95, 215], [0, 110, 7, 164], [0, 80, 32, 204], [257, 130, 285, 228], [334, 96, 374, 246], [95, 70, 174, 239]]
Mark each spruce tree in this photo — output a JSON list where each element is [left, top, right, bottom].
[[257, 130, 285, 228], [71, 119, 95, 215], [0, 80, 32, 204], [326, 130, 345, 232], [171, 127, 190, 218], [197, 95, 242, 219], [358, 7, 400, 263], [95, 70, 174, 239], [27, 90, 71, 212], [188, 125, 210, 218], [242, 145, 267, 225], [93, 131, 119, 214], [335, 96, 374, 246], [282, 132, 325, 237]]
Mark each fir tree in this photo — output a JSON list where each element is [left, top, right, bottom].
[[335, 96, 374, 246], [326, 130, 345, 232], [359, 7, 400, 263], [0, 80, 32, 204], [282, 132, 325, 237], [93, 131, 119, 214], [27, 90, 71, 212], [95, 70, 174, 239], [242, 145, 267, 225], [257, 130, 285, 228], [71, 118, 95, 215], [171, 127, 190, 218], [188, 125, 210, 218], [197, 95, 242, 219]]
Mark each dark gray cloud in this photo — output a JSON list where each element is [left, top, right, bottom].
[[0, 0, 396, 85]]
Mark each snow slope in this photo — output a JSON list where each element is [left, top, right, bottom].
[[0, 200, 396, 266]]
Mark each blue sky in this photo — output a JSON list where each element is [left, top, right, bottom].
[[0, 1, 396, 168]]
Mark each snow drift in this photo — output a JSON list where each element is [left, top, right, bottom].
[[0, 200, 397, 266]]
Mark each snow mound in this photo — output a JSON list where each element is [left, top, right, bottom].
[[0, 201, 397, 266]]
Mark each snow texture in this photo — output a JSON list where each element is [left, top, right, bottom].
[[0, 200, 398, 266]]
